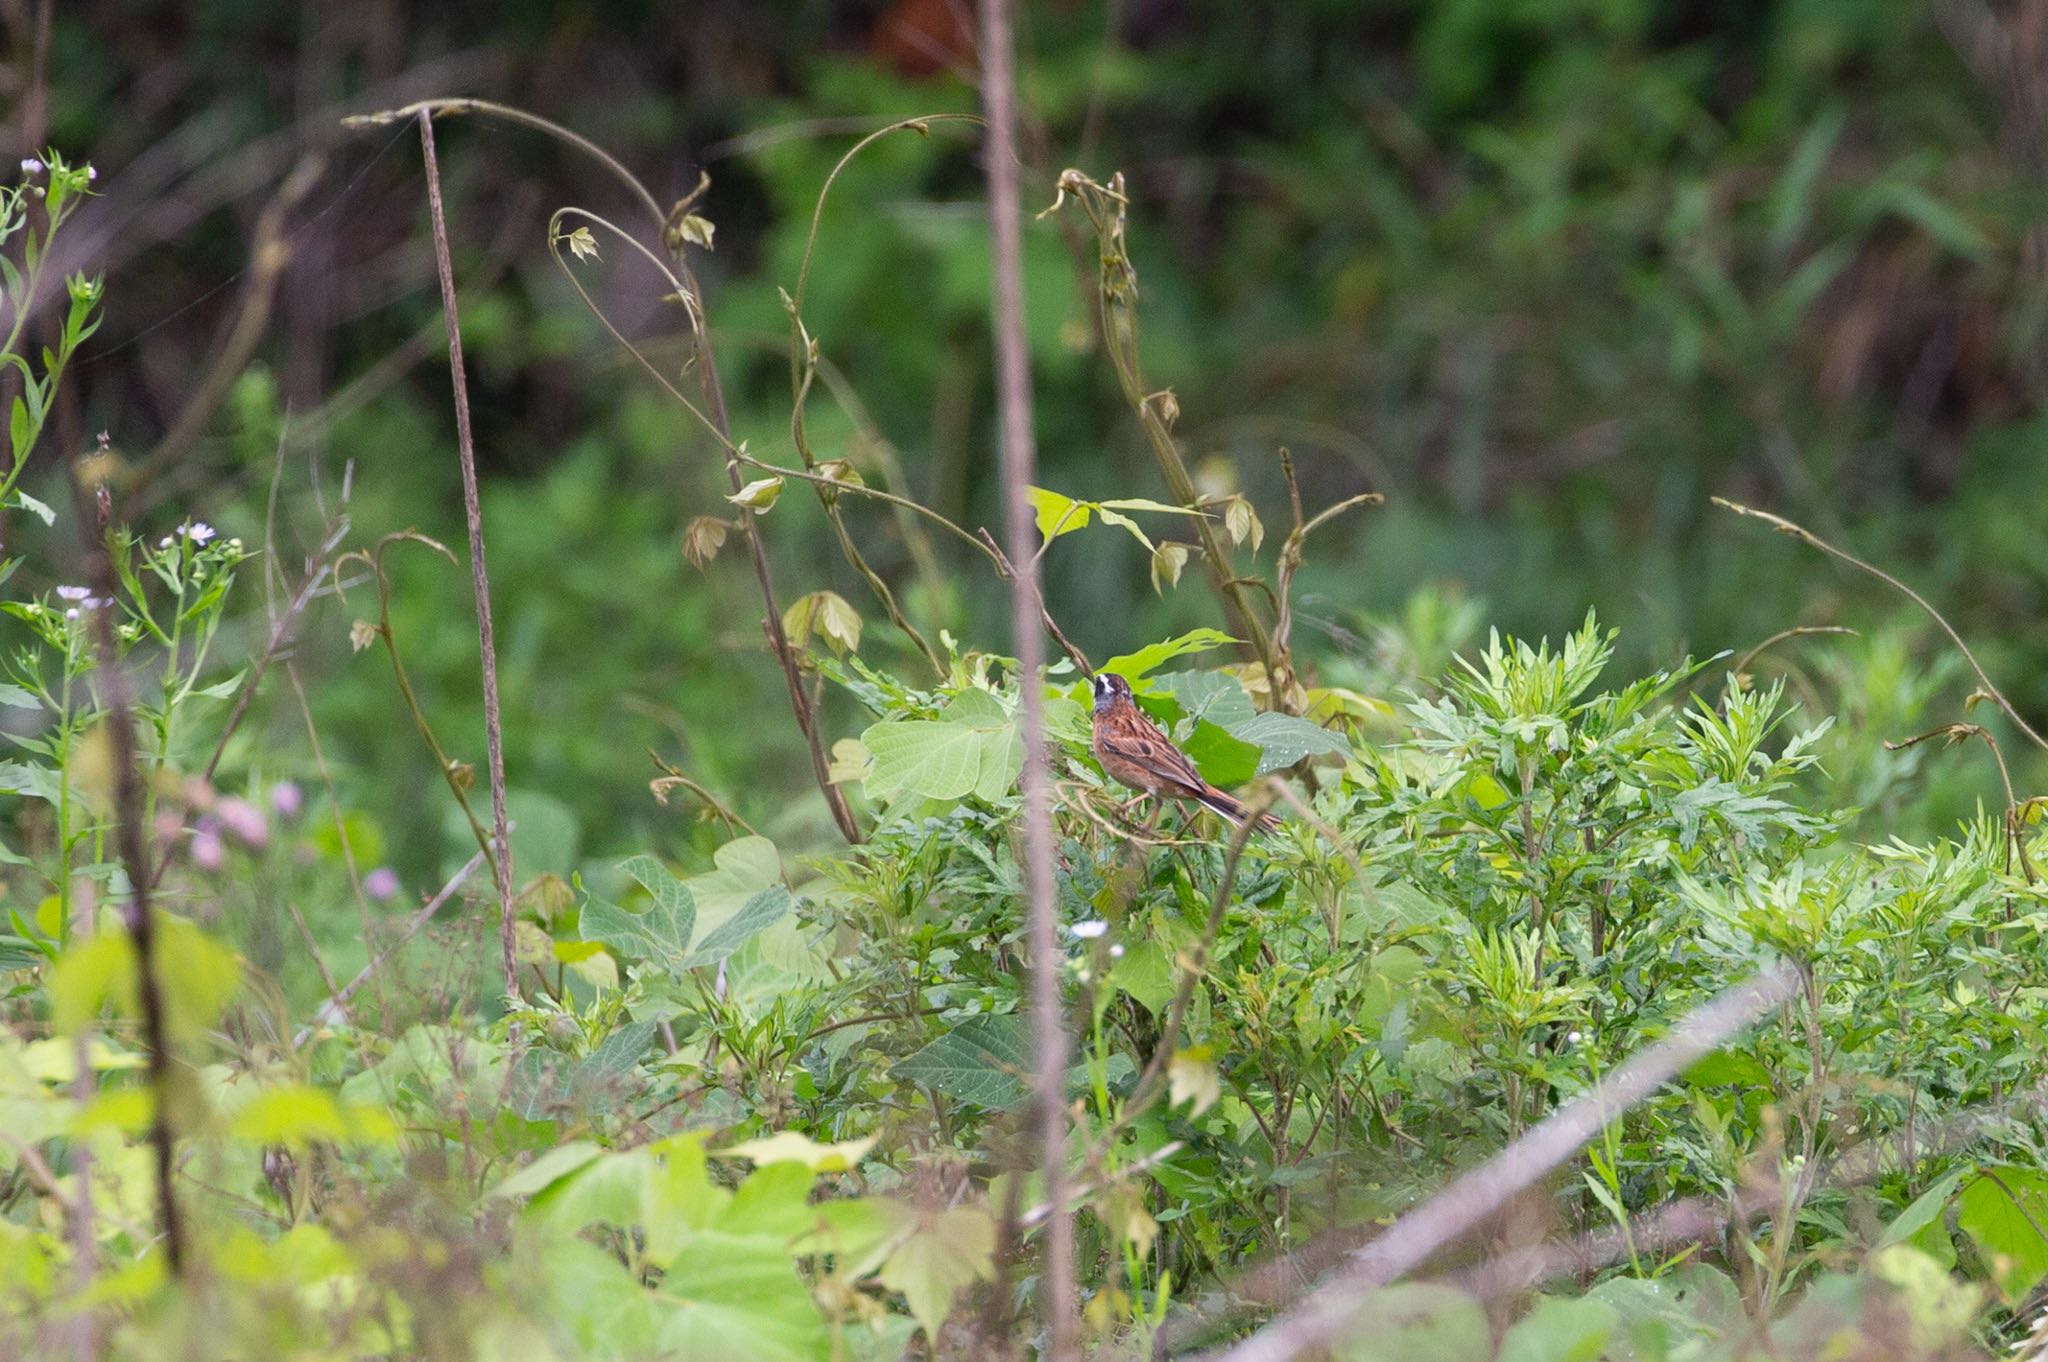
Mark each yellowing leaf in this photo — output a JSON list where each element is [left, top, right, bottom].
[[1027, 486, 1091, 542], [715, 1131, 876, 1172], [827, 738, 872, 785], [561, 225, 600, 262], [1098, 505, 1157, 554], [1168, 1045, 1220, 1117], [727, 477, 784, 512], [683, 516, 729, 570], [1149, 542, 1190, 595], [878, 1204, 995, 1342], [1224, 496, 1265, 552], [676, 214, 716, 251], [783, 590, 861, 656]]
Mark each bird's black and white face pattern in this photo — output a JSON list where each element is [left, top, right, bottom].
[[1090, 671, 1133, 716]]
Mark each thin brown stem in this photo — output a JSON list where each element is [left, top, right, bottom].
[[417, 112, 518, 999]]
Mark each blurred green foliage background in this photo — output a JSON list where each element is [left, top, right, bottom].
[[23, 0, 2048, 879]]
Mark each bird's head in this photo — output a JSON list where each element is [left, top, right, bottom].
[[1090, 671, 1133, 715]]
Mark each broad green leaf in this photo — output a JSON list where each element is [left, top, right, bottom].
[[50, 933, 135, 1035], [683, 836, 783, 940], [0, 759, 62, 805], [13, 489, 52, 526], [1180, 720, 1261, 790], [1026, 486, 1091, 541], [1496, 1295, 1617, 1362], [1108, 938, 1173, 1014], [1103, 629, 1238, 680], [491, 1141, 607, 1199], [685, 886, 793, 968], [1227, 711, 1351, 773], [1160, 670, 1256, 730], [535, 1236, 662, 1361], [581, 887, 695, 974], [862, 690, 1020, 805], [717, 1131, 876, 1173], [877, 1204, 994, 1343], [892, 1015, 1031, 1108], [620, 855, 693, 920], [0, 684, 39, 709], [1958, 1167, 2048, 1300], [1331, 1284, 1491, 1362], [656, 1235, 828, 1362], [227, 1084, 394, 1147], [727, 476, 784, 511]]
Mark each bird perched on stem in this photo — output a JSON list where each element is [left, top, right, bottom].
[[1089, 672, 1280, 832]]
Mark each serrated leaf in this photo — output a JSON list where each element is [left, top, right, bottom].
[[892, 1015, 1030, 1108], [685, 886, 792, 968]]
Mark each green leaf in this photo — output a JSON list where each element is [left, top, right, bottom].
[[1330, 1284, 1491, 1362], [685, 886, 792, 968], [877, 1204, 995, 1343], [727, 476, 784, 511], [1496, 1296, 1617, 1362], [1958, 1167, 2048, 1300], [156, 916, 241, 1043], [716, 1131, 875, 1173], [0, 684, 39, 710], [0, 760, 62, 805], [491, 1141, 608, 1200], [50, 933, 136, 1035], [1227, 711, 1351, 774], [891, 1014, 1031, 1108], [1108, 938, 1173, 1014], [1026, 486, 1091, 541], [1160, 670, 1255, 730], [581, 885, 695, 974], [684, 835, 784, 940], [1102, 629, 1238, 680], [656, 1237, 828, 1362], [1877, 1165, 1969, 1262], [1095, 497, 1208, 517], [12, 490, 53, 527], [862, 691, 1020, 805], [1180, 720, 1261, 790], [620, 854, 693, 920], [1094, 505, 1157, 554]]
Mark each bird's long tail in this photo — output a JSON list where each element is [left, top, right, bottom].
[[1194, 788, 1282, 833]]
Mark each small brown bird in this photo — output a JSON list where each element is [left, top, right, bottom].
[[1089, 672, 1279, 831]]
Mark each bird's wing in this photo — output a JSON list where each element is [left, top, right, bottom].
[[1098, 716, 1210, 797]]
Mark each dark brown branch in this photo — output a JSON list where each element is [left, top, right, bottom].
[[417, 111, 518, 998]]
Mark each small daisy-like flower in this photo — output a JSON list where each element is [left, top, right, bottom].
[[159, 536, 172, 549], [63, 608, 78, 620], [184, 522, 217, 544], [1070, 920, 1109, 940], [1109, 944, 1125, 958], [19, 157, 41, 174], [55, 585, 92, 601], [85, 167, 97, 182], [270, 781, 304, 818], [364, 866, 400, 901], [1567, 1030, 1583, 1045]]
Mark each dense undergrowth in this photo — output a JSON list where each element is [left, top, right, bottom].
[[7, 106, 2048, 1362]]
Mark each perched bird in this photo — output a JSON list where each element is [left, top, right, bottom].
[[1089, 671, 1280, 832]]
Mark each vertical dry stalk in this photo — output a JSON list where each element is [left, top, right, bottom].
[[416, 111, 518, 999], [75, 510, 185, 1275], [979, 1, 1076, 1356]]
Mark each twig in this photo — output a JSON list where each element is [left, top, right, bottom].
[[292, 847, 489, 1048], [1714, 498, 2048, 754], [1728, 624, 1858, 681], [72, 485, 184, 1275], [416, 111, 518, 999], [1201, 966, 1800, 1362], [980, 3, 1075, 1356], [647, 749, 758, 837], [977, 527, 1094, 674]]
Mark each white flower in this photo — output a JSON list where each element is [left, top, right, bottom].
[[1070, 920, 1109, 939], [1567, 1030, 1583, 1045], [85, 167, 96, 182], [55, 585, 91, 601], [184, 522, 217, 544], [63, 608, 78, 620], [19, 157, 41, 174], [1109, 944, 1125, 958], [158, 536, 172, 549]]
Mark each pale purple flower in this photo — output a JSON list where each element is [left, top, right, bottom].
[[85, 167, 96, 182], [191, 820, 226, 872], [1070, 920, 1109, 940], [184, 522, 216, 545], [216, 796, 267, 848], [19, 158, 41, 175], [55, 585, 91, 601], [270, 781, 303, 818], [364, 866, 400, 901]]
